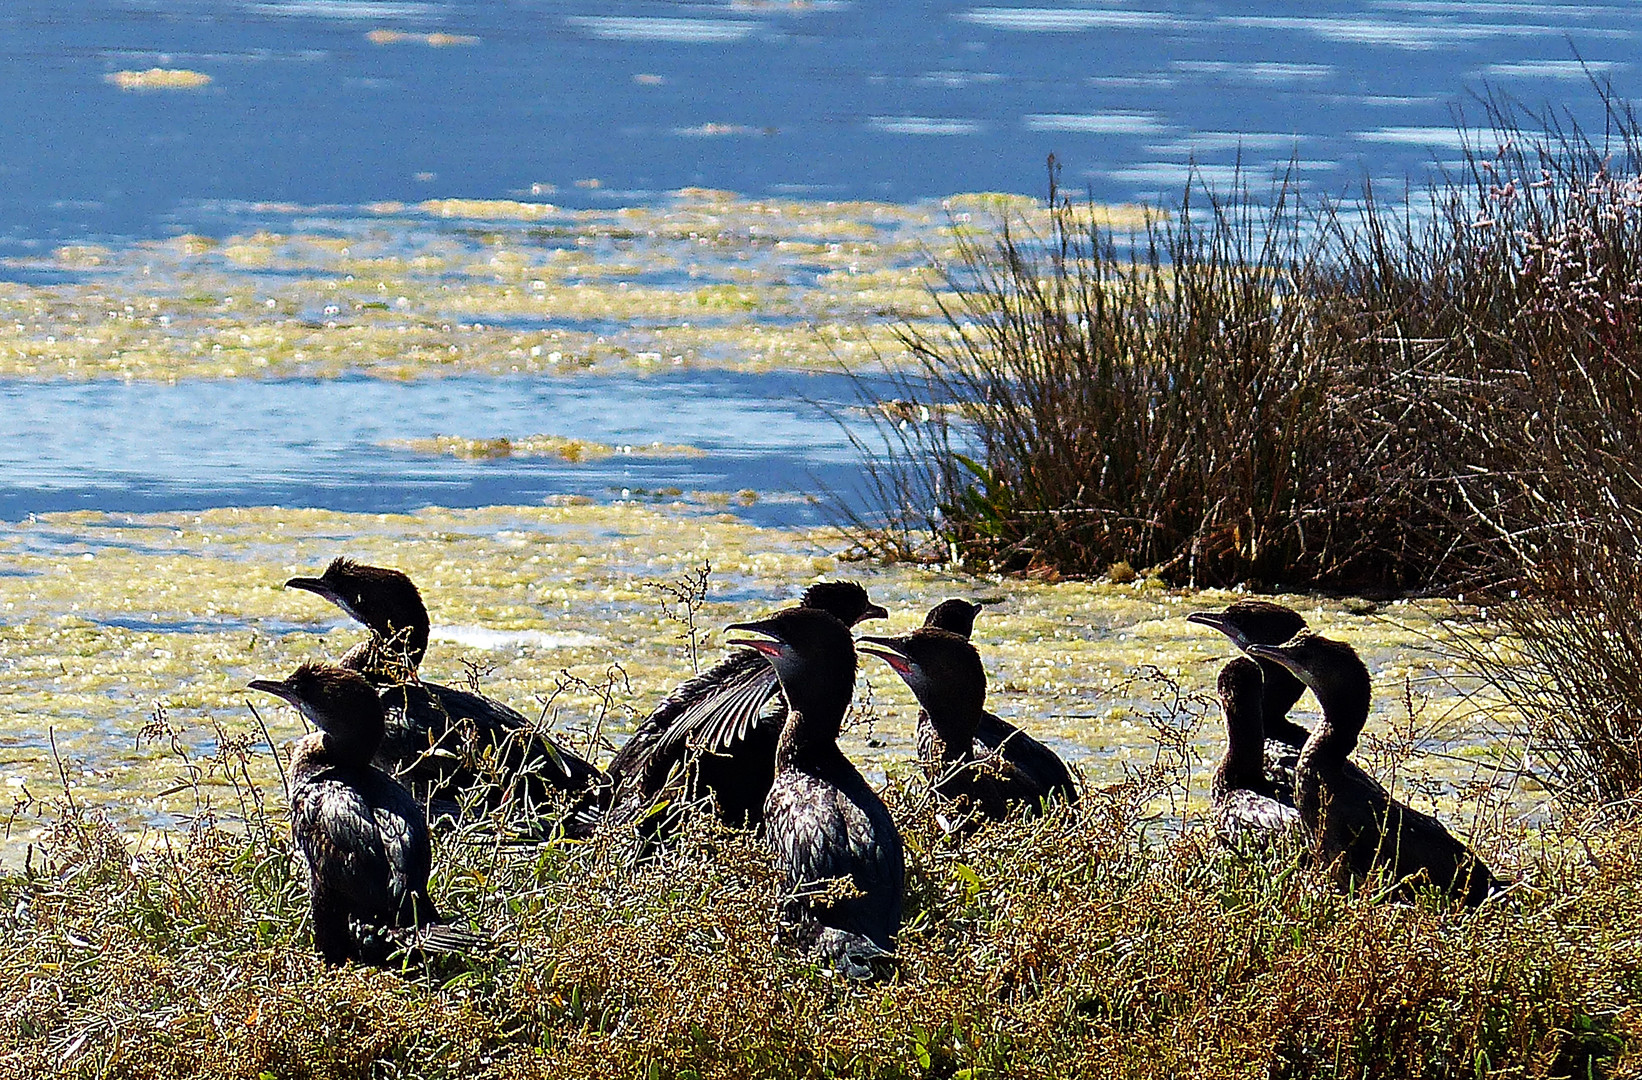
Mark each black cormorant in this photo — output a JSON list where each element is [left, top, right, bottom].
[[1246, 632, 1502, 905], [1209, 657, 1302, 842], [249, 661, 478, 964], [285, 557, 598, 821], [858, 627, 1078, 827], [567, 581, 888, 837], [917, 598, 1073, 797], [728, 606, 903, 977]]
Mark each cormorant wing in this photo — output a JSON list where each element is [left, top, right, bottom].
[[649, 648, 785, 759], [975, 711, 1079, 804], [1215, 787, 1304, 844]]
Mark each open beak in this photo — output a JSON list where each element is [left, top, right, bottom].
[[725, 620, 785, 659], [856, 635, 914, 677]]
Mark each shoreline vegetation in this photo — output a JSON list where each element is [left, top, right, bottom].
[[3, 97, 1642, 1076]]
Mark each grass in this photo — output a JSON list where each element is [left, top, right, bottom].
[[0, 676, 1635, 1079]]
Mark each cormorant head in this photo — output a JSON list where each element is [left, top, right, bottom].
[[798, 581, 889, 627], [285, 557, 431, 668], [249, 660, 386, 759], [1244, 632, 1371, 727], [727, 606, 857, 726], [858, 627, 986, 736], [921, 597, 1002, 640], [1186, 599, 1307, 651]]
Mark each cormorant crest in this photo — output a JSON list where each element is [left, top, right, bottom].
[[798, 581, 889, 627], [921, 597, 1001, 639], [285, 558, 429, 649]]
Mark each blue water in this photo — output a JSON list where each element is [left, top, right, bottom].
[[0, 1, 1637, 254], [0, 371, 895, 525]]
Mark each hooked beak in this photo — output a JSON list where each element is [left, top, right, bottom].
[[1187, 609, 1247, 647], [247, 678, 299, 705], [285, 575, 341, 604], [858, 602, 890, 624], [855, 635, 914, 677], [1243, 642, 1299, 675]]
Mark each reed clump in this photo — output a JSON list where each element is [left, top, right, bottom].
[[844, 87, 1642, 806], [0, 689, 1634, 1079], [845, 92, 1642, 596]]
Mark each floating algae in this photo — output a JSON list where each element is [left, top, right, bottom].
[[385, 434, 708, 462], [0, 502, 1523, 866], [0, 189, 1150, 382], [103, 69, 213, 91]]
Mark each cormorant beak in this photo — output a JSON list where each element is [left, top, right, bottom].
[[247, 678, 300, 705], [975, 597, 1005, 609], [1186, 610, 1247, 647], [725, 620, 786, 659], [285, 575, 342, 605], [859, 602, 890, 623], [855, 635, 914, 677], [1243, 642, 1303, 678]]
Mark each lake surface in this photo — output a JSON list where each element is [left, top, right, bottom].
[[0, 371, 887, 526], [0, 1, 1637, 254]]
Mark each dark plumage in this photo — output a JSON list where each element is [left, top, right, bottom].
[[917, 598, 1072, 797], [1187, 599, 1391, 809], [249, 662, 478, 964], [1209, 657, 1302, 843], [729, 607, 903, 977], [567, 581, 888, 837], [286, 558, 598, 821], [858, 627, 1078, 827], [1186, 600, 1310, 746], [1246, 633, 1503, 906]]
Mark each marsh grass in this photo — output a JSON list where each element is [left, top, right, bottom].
[[0, 672, 1634, 1079]]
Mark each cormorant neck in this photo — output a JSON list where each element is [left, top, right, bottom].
[[1257, 661, 1309, 742], [924, 699, 981, 762], [1299, 680, 1369, 772], [776, 705, 847, 769], [1220, 703, 1268, 788]]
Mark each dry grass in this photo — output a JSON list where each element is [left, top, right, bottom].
[[0, 682, 1634, 1080]]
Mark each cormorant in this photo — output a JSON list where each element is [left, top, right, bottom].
[[1245, 632, 1502, 906], [728, 606, 903, 977], [1209, 657, 1302, 843], [567, 581, 888, 837], [285, 557, 598, 821], [249, 661, 479, 964], [917, 598, 1077, 801], [858, 627, 1078, 827], [1187, 599, 1390, 808]]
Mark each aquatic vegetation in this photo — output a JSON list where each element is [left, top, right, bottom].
[[0, 502, 1513, 867], [103, 69, 212, 91], [384, 435, 707, 463]]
